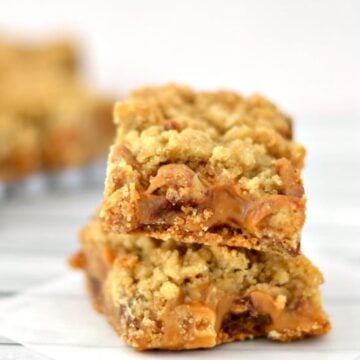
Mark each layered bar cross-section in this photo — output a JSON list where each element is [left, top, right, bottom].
[[101, 84, 306, 255]]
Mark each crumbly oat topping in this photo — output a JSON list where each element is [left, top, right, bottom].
[[112, 84, 305, 185]]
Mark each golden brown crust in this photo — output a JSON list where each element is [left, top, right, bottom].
[[75, 218, 330, 351], [100, 84, 306, 254], [0, 38, 114, 182]]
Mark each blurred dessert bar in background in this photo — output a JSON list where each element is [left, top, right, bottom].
[[0, 37, 114, 182]]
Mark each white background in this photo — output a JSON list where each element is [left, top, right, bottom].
[[0, 0, 359, 118]]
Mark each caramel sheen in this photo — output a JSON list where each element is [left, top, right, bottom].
[[68, 251, 86, 269], [161, 303, 217, 349], [134, 162, 304, 235], [158, 289, 235, 349], [147, 164, 196, 194], [137, 182, 303, 235], [250, 291, 323, 333], [102, 246, 115, 266], [275, 158, 304, 197]]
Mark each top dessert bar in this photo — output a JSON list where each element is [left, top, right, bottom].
[[101, 84, 306, 255]]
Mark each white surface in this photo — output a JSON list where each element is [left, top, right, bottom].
[[0, 0, 359, 117]]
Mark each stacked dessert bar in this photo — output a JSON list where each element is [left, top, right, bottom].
[[72, 84, 330, 350]]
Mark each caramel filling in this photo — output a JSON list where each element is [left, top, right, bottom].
[[111, 145, 140, 170], [275, 158, 304, 197], [147, 289, 320, 349], [158, 288, 235, 350], [249, 291, 323, 333], [146, 163, 197, 194], [161, 303, 217, 349], [111, 148, 305, 237], [68, 251, 86, 269], [137, 164, 304, 234]]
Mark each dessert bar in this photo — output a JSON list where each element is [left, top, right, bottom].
[[72, 218, 330, 350], [101, 84, 305, 255]]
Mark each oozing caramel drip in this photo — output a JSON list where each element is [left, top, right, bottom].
[[111, 151, 305, 236], [134, 288, 323, 350], [249, 291, 324, 333], [68, 251, 86, 269], [275, 158, 304, 197], [137, 182, 303, 235], [161, 302, 217, 349], [157, 288, 235, 350]]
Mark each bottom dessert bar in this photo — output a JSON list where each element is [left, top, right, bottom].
[[71, 218, 330, 351]]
